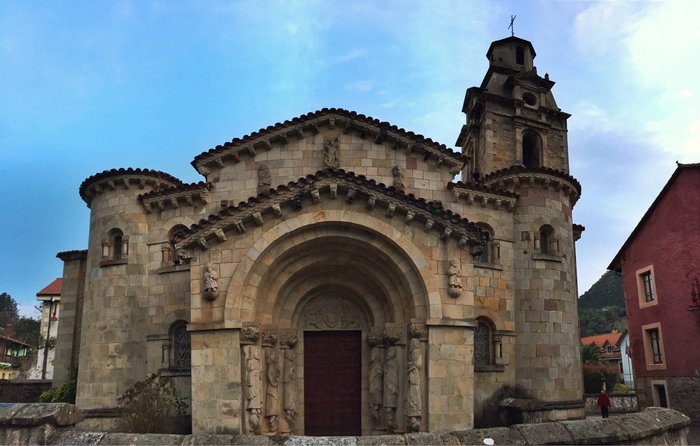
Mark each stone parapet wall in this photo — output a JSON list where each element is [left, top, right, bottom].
[[584, 393, 639, 414], [0, 404, 690, 445]]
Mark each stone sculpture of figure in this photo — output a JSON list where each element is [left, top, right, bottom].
[[383, 346, 399, 432], [392, 165, 405, 189], [257, 162, 272, 194], [204, 264, 218, 292], [265, 348, 281, 432], [447, 258, 463, 298], [323, 137, 340, 169], [245, 345, 262, 433], [173, 248, 191, 265], [406, 338, 423, 432], [282, 349, 297, 429], [369, 346, 384, 429]]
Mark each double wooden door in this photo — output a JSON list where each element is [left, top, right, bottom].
[[303, 331, 362, 435]]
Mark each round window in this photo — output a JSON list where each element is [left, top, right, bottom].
[[523, 92, 537, 106]]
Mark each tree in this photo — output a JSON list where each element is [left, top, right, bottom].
[[0, 292, 19, 330], [581, 343, 601, 365]]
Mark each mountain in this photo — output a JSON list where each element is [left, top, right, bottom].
[[578, 270, 627, 337]]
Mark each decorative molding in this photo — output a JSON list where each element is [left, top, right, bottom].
[[301, 296, 362, 330], [240, 323, 261, 345]]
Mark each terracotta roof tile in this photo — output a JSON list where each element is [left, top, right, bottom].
[[36, 278, 62, 296], [79, 168, 183, 204], [138, 181, 209, 201], [581, 331, 623, 348]]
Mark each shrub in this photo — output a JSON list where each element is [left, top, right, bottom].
[[39, 378, 76, 404], [582, 363, 620, 394], [117, 374, 187, 433], [612, 383, 631, 393]]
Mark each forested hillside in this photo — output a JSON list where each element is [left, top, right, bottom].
[[578, 270, 627, 337]]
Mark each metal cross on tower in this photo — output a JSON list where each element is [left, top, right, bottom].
[[509, 15, 516, 37]]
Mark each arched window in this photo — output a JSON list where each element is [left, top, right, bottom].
[[474, 223, 499, 265], [102, 228, 128, 261], [474, 318, 497, 366], [538, 225, 557, 255], [162, 225, 190, 265], [522, 130, 541, 168], [171, 321, 191, 371]]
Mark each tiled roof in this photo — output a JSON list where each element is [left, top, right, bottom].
[[36, 278, 62, 297], [57, 250, 88, 261], [581, 331, 623, 349], [173, 168, 486, 252], [79, 168, 184, 205], [0, 335, 31, 348], [191, 108, 466, 174], [482, 165, 582, 204], [138, 181, 209, 201]]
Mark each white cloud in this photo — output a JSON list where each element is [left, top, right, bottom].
[[345, 80, 375, 93]]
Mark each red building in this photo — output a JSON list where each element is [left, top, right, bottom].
[[609, 162, 700, 421]]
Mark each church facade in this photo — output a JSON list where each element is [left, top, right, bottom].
[[53, 36, 585, 435]]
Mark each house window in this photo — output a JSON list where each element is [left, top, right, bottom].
[[171, 321, 191, 371], [642, 322, 666, 370], [636, 265, 658, 308], [651, 380, 669, 408]]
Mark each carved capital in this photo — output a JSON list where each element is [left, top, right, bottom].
[[240, 323, 260, 345], [279, 329, 298, 348], [409, 323, 427, 340], [367, 327, 385, 347], [384, 324, 404, 346], [261, 328, 278, 347]]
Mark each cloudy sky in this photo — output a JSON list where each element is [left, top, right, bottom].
[[1, 0, 697, 316]]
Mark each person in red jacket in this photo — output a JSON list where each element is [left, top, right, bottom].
[[597, 390, 612, 418]]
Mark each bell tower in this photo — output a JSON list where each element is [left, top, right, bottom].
[[456, 36, 571, 181]]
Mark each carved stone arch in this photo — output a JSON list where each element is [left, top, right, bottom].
[[224, 210, 439, 324]]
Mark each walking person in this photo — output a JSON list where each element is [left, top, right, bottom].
[[597, 390, 611, 418]]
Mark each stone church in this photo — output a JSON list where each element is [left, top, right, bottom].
[[53, 36, 585, 435]]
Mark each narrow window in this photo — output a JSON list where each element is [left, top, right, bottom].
[[474, 224, 496, 264], [172, 322, 191, 370], [642, 272, 654, 302], [649, 329, 662, 364], [539, 225, 556, 255], [653, 384, 668, 407], [474, 322, 491, 366], [516, 46, 525, 65], [522, 130, 541, 168]]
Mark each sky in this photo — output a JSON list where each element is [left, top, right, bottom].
[[1, 0, 698, 317]]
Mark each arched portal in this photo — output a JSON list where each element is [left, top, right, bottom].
[[228, 217, 431, 435]]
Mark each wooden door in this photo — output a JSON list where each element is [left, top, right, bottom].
[[304, 331, 362, 435]]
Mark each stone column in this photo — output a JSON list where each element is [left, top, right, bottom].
[[425, 318, 475, 431], [240, 323, 262, 435], [367, 328, 385, 432], [383, 324, 405, 433], [407, 323, 427, 432], [262, 328, 280, 434], [279, 329, 298, 434]]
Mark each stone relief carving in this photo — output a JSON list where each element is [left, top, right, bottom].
[[323, 137, 340, 169], [240, 323, 261, 345], [203, 263, 219, 301], [283, 348, 297, 430], [383, 345, 399, 433], [173, 248, 191, 265], [244, 345, 262, 433], [383, 325, 403, 346], [406, 338, 423, 432], [261, 328, 278, 348], [264, 348, 280, 432], [409, 323, 427, 340], [392, 165, 405, 190], [257, 162, 272, 194], [369, 343, 384, 430], [302, 296, 362, 329], [447, 258, 463, 298]]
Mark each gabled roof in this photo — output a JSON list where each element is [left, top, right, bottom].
[[191, 108, 466, 175], [581, 330, 623, 349], [609, 162, 700, 270], [36, 278, 62, 297], [173, 168, 486, 252], [0, 335, 30, 348]]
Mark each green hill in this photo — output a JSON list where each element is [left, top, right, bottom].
[[578, 270, 626, 337]]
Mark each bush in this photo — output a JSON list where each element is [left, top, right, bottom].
[[117, 374, 187, 433], [39, 379, 76, 404], [582, 363, 620, 394], [612, 383, 631, 393]]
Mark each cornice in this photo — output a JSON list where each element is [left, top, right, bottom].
[[173, 169, 485, 252], [191, 108, 466, 175], [482, 166, 582, 205], [447, 181, 518, 211], [56, 250, 88, 261], [80, 168, 183, 207], [138, 182, 210, 213]]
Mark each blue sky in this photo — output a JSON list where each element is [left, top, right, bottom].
[[1, 0, 698, 317]]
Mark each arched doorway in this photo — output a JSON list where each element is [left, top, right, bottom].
[[231, 219, 431, 435]]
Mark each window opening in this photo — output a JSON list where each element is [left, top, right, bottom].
[[642, 272, 654, 302], [474, 322, 491, 366], [516, 46, 525, 65], [522, 131, 541, 168], [649, 329, 662, 364]]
